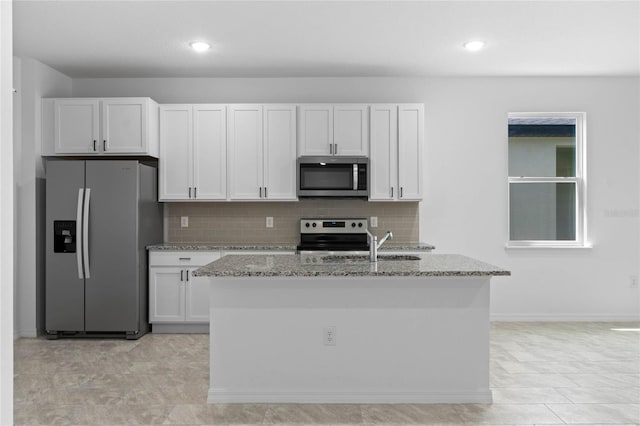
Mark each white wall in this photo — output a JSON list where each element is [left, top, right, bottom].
[[0, 1, 14, 423], [15, 58, 71, 337], [73, 76, 640, 321]]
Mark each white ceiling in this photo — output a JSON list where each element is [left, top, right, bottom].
[[13, 0, 640, 78]]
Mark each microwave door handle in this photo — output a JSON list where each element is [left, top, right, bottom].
[[353, 164, 358, 190]]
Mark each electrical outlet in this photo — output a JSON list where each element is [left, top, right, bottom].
[[266, 217, 274, 228], [180, 216, 189, 228], [370, 216, 378, 228], [323, 326, 336, 346], [630, 275, 638, 288]]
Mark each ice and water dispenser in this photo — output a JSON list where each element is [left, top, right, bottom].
[[53, 220, 76, 253]]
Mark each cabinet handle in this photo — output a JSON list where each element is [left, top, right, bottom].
[[188, 187, 192, 198], [180, 270, 184, 281], [259, 187, 262, 198], [93, 140, 97, 151], [400, 187, 403, 198], [391, 187, 394, 198], [103, 140, 107, 151], [179, 257, 191, 261], [334, 143, 338, 154], [264, 187, 268, 198], [194, 187, 197, 199], [186, 270, 189, 282], [329, 144, 333, 155]]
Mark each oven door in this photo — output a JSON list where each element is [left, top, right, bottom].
[[297, 156, 368, 197]]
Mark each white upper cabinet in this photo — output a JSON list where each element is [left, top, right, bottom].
[[44, 97, 159, 157], [54, 99, 100, 154], [102, 99, 150, 153], [263, 105, 297, 200], [298, 104, 333, 156], [369, 104, 423, 201], [159, 105, 193, 201], [398, 104, 424, 201], [369, 104, 398, 201], [298, 104, 368, 157], [334, 104, 368, 156], [193, 105, 227, 200], [228, 105, 264, 200], [228, 104, 297, 201], [159, 104, 227, 201]]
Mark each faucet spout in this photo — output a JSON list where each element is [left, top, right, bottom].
[[366, 230, 393, 262]]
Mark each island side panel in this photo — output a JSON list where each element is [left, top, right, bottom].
[[208, 275, 492, 403]]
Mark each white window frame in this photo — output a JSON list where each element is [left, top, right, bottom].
[[507, 112, 589, 248]]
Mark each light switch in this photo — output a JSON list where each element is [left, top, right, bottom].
[[266, 217, 274, 228], [181, 216, 189, 228], [370, 216, 378, 228]]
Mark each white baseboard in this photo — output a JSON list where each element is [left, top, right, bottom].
[[491, 313, 640, 322], [17, 328, 37, 338], [152, 323, 209, 333], [207, 389, 493, 404]]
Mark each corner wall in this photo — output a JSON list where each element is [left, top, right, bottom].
[[68, 76, 639, 320], [0, 1, 14, 423], [15, 58, 71, 337]]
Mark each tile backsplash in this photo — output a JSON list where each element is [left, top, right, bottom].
[[167, 200, 419, 244]]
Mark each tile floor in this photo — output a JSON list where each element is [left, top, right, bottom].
[[14, 322, 640, 425]]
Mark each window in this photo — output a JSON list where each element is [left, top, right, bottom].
[[507, 112, 587, 247]]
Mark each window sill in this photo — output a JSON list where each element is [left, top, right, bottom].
[[505, 242, 593, 250]]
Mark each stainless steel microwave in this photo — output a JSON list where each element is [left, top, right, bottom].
[[297, 156, 368, 198]]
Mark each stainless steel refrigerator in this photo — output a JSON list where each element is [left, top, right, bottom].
[[45, 160, 162, 339]]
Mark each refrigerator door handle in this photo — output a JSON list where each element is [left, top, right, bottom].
[[83, 188, 91, 279], [76, 188, 85, 279]]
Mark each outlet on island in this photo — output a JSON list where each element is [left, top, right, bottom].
[[266, 217, 274, 228], [323, 326, 336, 346], [181, 216, 189, 228]]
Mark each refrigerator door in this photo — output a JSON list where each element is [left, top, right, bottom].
[[84, 161, 140, 332], [45, 160, 86, 332]]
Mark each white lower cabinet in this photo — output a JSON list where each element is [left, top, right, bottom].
[[149, 251, 220, 326]]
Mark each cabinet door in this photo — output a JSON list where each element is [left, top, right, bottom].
[[54, 99, 100, 154], [369, 104, 398, 201], [263, 105, 297, 200], [228, 105, 263, 200], [159, 106, 193, 201], [101, 99, 147, 154], [149, 267, 185, 323], [193, 105, 227, 200], [334, 104, 369, 156], [298, 104, 333, 156], [185, 270, 211, 322], [398, 104, 424, 201]]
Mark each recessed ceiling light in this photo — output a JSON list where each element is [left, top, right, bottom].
[[464, 40, 485, 52], [190, 41, 211, 52]]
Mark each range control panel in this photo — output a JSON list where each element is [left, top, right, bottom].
[[300, 218, 368, 234]]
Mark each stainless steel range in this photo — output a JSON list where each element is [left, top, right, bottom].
[[297, 218, 369, 257]]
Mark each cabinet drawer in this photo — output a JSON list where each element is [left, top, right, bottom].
[[149, 250, 221, 266]]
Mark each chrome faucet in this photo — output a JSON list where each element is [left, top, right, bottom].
[[366, 230, 394, 262]]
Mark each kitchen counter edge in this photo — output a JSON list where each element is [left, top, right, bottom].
[[146, 243, 436, 251]]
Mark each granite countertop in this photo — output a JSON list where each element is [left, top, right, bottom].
[[147, 242, 436, 252], [147, 243, 298, 251], [192, 254, 510, 278]]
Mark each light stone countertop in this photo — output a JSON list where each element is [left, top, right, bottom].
[[192, 253, 510, 278], [147, 242, 436, 252]]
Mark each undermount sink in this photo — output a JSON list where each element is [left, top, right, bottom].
[[322, 254, 421, 262]]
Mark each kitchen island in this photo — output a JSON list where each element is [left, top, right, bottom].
[[193, 254, 509, 404]]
